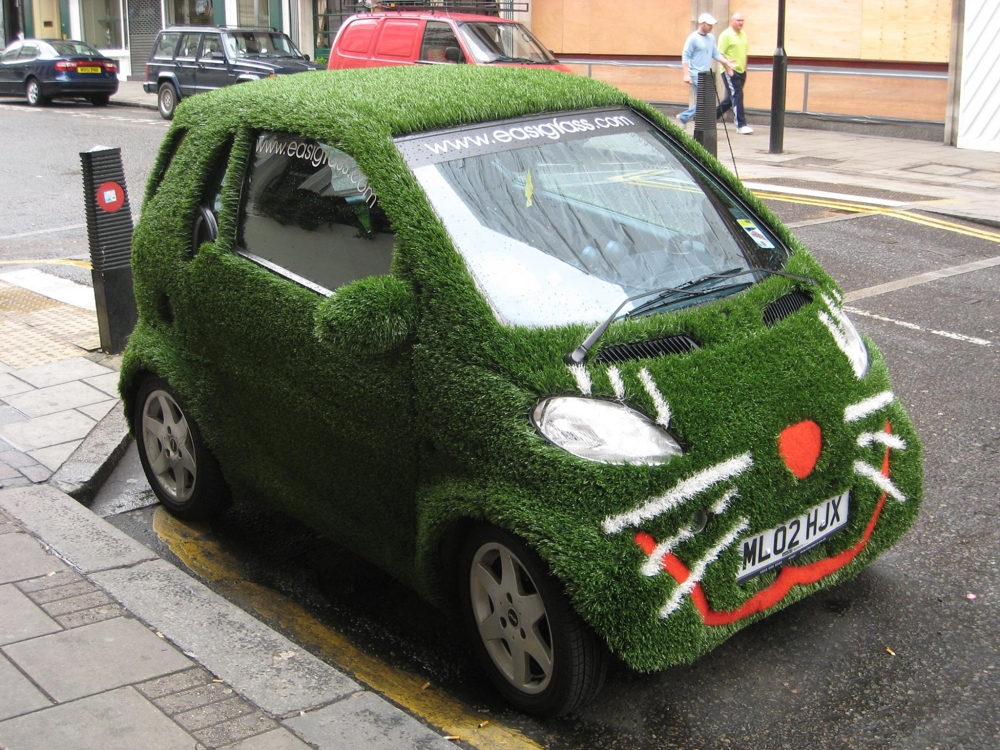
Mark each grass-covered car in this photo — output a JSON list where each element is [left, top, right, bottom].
[[122, 65, 923, 717]]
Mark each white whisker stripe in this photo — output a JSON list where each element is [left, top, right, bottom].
[[639, 367, 671, 427], [857, 432, 906, 450], [641, 528, 695, 577], [854, 460, 906, 502], [844, 391, 894, 423], [607, 366, 626, 401], [659, 518, 749, 618], [602, 453, 753, 534], [568, 364, 592, 395], [711, 487, 739, 515]]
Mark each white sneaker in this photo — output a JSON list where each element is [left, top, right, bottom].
[[737, 126, 754, 134]]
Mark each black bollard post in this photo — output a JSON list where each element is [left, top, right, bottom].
[[80, 146, 137, 354], [769, 0, 788, 154], [693, 70, 718, 158]]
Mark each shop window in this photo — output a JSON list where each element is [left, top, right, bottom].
[[238, 132, 393, 294], [168, 0, 214, 26], [80, 0, 122, 48]]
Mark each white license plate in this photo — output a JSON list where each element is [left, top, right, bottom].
[[736, 492, 850, 583]]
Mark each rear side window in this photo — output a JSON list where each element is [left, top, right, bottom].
[[375, 20, 419, 59], [176, 34, 201, 59], [152, 34, 180, 59], [238, 132, 394, 293], [18, 44, 39, 60], [420, 21, 461, 63], [339, 19, 378, 54]]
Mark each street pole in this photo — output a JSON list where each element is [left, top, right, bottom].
[[769, 0, 788, 154]]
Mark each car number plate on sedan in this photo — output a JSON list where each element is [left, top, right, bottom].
[[78, 66, 102, 73], [737, 492, 850, 583]]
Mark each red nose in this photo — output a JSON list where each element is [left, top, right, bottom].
[[779, 420, 822, 479]]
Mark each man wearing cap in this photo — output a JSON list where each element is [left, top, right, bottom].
[[678, 13, 733, 126], [716, 13, 753, 134]]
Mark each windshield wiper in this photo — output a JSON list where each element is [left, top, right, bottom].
[[563, 267, 817, 366], [489, 54, 540, 64]]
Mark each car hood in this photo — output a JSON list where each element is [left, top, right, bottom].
[[234, 59, 320, 75]]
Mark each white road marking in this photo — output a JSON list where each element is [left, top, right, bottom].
[[844, 255, 1000, 303], [846, 307, 993, 347]]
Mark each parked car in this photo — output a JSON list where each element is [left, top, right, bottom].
[[123, 65, 923, 717], [327, 4, 570, 72], [144, 26, 320, 119], [0, 39, 118, 106]]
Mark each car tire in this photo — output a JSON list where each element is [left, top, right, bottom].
[[157, 82, 178, 120], [90, 93, 110, 106], [459, 525, 608, 717], [134, 376, 229, 520], [25, 78, 47, 107]]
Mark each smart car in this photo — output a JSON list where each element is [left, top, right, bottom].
[[122, 65, 923, 718], [0, 39, 118, 106]]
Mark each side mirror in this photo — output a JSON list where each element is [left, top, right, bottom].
[[314, 275, 416, 356], [445, 46, 465, 64], [191, 206, 218, 256]]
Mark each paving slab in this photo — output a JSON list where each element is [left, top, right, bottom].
[[0, 372, 33, 397], [0, 409, 95, 452], [0, 686, 197, 750], [0, 532, 68, 583], [0, 653, 52, 721], [0, 584, 61, 645], [284, 691, 456, 750], [2, 616, 192, 702], [222, 727, 314, 749], [28, 440, 82, 471], [83, 371, 121, 397], [91, 558, 358, 716], [0, 484, 156, 573], [12, 357, 112, 389]]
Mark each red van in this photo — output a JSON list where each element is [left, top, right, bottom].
[[327, 5, 570, 72]]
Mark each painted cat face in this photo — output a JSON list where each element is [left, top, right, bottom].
[[572, 292, 913, 627]]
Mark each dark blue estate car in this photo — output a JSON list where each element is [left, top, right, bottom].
[[0, 39, 119, 106], [144, 26, 320, 120]]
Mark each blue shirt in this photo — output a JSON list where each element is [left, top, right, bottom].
[[682, 31, 725, 74]]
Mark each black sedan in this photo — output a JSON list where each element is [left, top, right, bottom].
[[0, 39, 119, 106]]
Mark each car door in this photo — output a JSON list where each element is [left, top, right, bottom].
[[10, 43, 40, 93], [174, 33, 201, 97], [187, 130, 419, 571], [0, 45, 21, 93], [195, 33, 229, 92]]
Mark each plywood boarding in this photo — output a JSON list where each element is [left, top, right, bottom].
[[732, 0, 863, 59], [742, 70, 807, 111], [533, 0, 690, 56], [583, 63, 691, 103], [860, 0, 951, 62], [805, 73, 947, 119]]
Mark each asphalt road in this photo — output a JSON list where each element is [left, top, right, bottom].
[[4, 101, 998, 749]]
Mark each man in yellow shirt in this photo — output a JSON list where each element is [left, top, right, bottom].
[[716, 13, 752, 134]]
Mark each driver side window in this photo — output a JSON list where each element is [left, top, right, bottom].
[[237, 132, 394, 294]]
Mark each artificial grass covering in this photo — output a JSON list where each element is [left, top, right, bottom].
[[121, 65, 922, 671]]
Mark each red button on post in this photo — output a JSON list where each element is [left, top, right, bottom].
[[96, 181, 125, 213]]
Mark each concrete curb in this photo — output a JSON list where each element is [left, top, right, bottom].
[[48, 406, 131, 506]]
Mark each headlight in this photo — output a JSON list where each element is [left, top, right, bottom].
[[531, 397, 683, 465], [839, 310, 870, 378]]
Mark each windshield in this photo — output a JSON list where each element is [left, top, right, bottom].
[[399, 108, 787, 328], [226, 32, 302, 58], [458, 21, 555, 64]]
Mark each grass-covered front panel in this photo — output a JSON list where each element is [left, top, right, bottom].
[[122, 65, 922, 672]]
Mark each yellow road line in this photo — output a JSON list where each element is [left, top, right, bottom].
[[152, 508, 542, 750], [752, 192, 1000, 243], [0, 259, 92, 268]]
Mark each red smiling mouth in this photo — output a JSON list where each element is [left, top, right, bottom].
[[635, 425, 892, 627]]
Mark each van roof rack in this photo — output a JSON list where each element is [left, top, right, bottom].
[[361, 1, 529, 14]]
